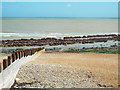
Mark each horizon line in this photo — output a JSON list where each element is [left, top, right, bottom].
[[0, 17, 118, 19]]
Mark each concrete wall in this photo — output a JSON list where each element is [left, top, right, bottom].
[[0, 48, 44, 89]]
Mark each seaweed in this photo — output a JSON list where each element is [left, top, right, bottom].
[[64, 47, 120, 54]]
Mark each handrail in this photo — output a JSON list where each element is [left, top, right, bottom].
[[0, 47, 44, 73]]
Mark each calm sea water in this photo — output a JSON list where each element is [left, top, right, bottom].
[[0, 18, 118, 40]]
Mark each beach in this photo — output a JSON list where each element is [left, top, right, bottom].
[[1, 17, 119, 89], [1, 2, 119, 89], [13, 52, 118, 88]]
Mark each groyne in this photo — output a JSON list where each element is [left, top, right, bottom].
[[0, 47, 44, 89], [1, 34, 119, 47]]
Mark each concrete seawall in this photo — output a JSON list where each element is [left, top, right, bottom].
[[0, 47, 44, 89]]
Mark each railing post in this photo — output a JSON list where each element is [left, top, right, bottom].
[[31, 49, 33, 55], [24, 50, 26, 57], [18, 51, 21, 59], [20, 51, 23, 58], [15, 52, 18, 60], [26, 50, 28, 56], [3, 59, 8, 70], [22, 51, 24, 57], [0, 47, 44, 73], [23, 51, 26, 57], [8, 56, 12, 66], [25, 50, 27, 57], [27, 50, 29, 56], [30, 49, 32, 55], [12, 54, 16, 62], [0, 62, 3, 73], [29, 50, 31, 55], [33, 49, 35, 54]]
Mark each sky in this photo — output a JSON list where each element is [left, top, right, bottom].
[[1, 0, 119, 2], [1, 2, 118, 18]]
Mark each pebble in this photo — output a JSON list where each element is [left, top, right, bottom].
[[13, 63, 99, 88]]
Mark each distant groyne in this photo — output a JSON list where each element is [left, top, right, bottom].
[[0, 47, 44, 89], [1, 34, 119, 47]]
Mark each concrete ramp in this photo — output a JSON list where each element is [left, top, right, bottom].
[[0, 48, 44, 89]]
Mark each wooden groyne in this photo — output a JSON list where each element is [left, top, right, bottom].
[[0, 34, 119, 47], [0, 47, 44, 89]]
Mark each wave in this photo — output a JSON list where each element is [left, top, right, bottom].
[[0, 32, 119, 38], [0, 33, 69, 38]]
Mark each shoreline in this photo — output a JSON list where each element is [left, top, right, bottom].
[[1, 32, 119, 38], [1, 34, 119, 47], [1, 33, 119, 40]]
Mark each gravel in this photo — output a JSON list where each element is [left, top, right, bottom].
[[13, 63, 99, 88]]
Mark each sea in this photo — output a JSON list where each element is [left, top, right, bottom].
[[0, 18, 118, 50], [0, 18, 118, 40]]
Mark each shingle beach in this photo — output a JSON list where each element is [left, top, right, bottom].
[[13, 52, 118, 88]]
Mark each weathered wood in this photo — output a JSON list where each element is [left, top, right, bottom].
[[12, 54, 16, 62], [8, 56, 12, 66], [3, 59, 8, 70], [0, 62, 3, 73]]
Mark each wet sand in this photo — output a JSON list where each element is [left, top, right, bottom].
[[14, 52, 118, 88]]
